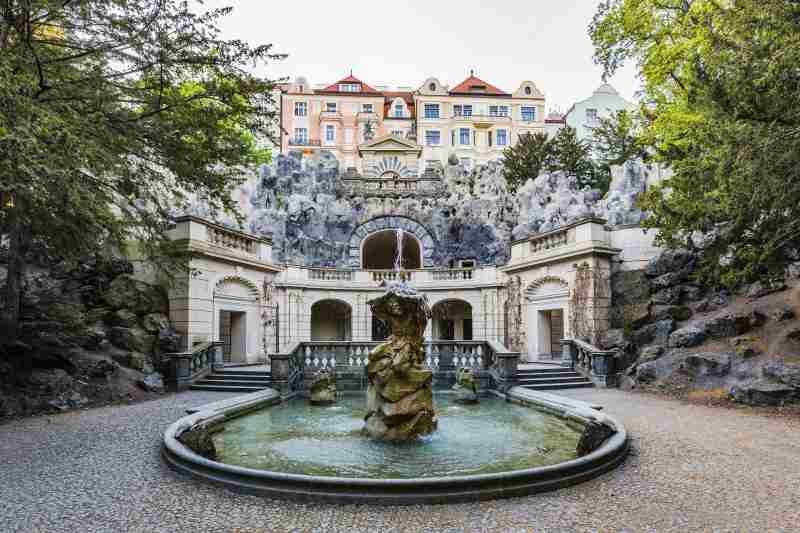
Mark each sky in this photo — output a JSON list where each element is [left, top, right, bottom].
[[202, 0, 640, 112]]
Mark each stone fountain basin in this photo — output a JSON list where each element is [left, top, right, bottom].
[[162, 388, 628, 505]]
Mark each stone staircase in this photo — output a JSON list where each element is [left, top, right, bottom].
[[515, 364, 594, 391], [189, 367, 272, 393]]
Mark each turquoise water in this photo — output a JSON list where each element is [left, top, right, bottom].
[[213, 395, 582, 479]]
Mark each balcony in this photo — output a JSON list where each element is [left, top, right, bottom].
[[451, 114, 513, 127], [169, 215, 276, 267], [319, 110, 343, 123], [357, 111, 378, 122], [288, 138, 322, 147]]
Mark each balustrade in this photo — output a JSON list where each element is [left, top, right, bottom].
[[370, 270, 412, 282], [308, 268, 354, 281], [209, 227, 255, 255], [431, 268, 474, 281], [562, 338, 619, 387], [162, 341, 223, 391], [529, 228, 568, 254]]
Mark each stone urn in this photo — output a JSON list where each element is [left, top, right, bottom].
[[309, 368, 336, 406], [364, 281, 437, 441], [452, 367, 479, 404]]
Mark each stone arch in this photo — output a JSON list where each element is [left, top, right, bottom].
[[525, 276, 569, 302], [213, 275, 261, 301], [310, 299, 352, 341], [348, 216, 436, 268]]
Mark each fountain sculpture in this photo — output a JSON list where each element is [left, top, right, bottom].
[[309, 368, 336, 405], [453, 367, 479, 404], [364, 281, 437, 441]]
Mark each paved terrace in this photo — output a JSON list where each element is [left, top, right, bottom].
[[1, 389, 798, 532]]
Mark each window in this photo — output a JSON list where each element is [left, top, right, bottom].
[[428, 82, 437, 91], [489, 105, 508, 117], [496, 129, 508, 146], [586, 108, 598, 123], [488, 131, 493, 147], [325, 125, 335, 143], [325, 102, 337, 113], [521, 106, 536, 122], [362, 103, 374, 113], [460, 260, 475, 268], [459, 128, 470, 145], [524, 86, 532, 95], [453, 104, 473, 117], [294, 128, 308, 143], [394, 104, 404, 117], [425, 130, 441, 146], [424, 104, 440, 119], [294, 102, 307, 117], [339, 83, 361, 92]]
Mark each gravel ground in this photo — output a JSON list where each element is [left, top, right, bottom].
[[1, 388, 798, 533]]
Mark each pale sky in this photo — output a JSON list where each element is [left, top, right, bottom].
[[203, 0, 640, 111]]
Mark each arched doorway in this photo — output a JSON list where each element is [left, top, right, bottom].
[[361, 230, 421, 270], [348, 216, 436, 268], [214, 276, 260, 363], [310, 300, 352, 341], [431, 300, 473, 341]]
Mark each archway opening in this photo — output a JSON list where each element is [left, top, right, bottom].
[[361, 230, 421, 270], [310, 300, 352, 341], [431, 300, 473, 341]]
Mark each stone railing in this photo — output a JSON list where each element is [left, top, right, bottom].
[[485, 339, 521, 392], [308, 268, 354, 281], [561, 338, 618, 388], [431, 268, 474, 281], [161, 341, 223, 391], [338, 177, 444, 198], [209, 226, 256, 255], [370, 270, 412, 283], [424, 341, 489, 369], [529, 227, 569, 254]]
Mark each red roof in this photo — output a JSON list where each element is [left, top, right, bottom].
[[449, 75, 509, 96], [317, 75, 380, 94]]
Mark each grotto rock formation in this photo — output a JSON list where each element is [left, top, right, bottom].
[[364, 282, 436, 441]]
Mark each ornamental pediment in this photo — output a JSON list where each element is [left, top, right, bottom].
[[358, 135, 422, 156]]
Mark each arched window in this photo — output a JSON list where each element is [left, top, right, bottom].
[[429, 82, 437, 92], [431, 300, 473, 340], [310, 300, 352, 341]]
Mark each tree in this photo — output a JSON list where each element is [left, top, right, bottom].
[[546, 126, 600, 190], [591, 109, 646, 169], [0, 1, 283, 346], [501, 132, 552, 192], [591, 0, 800, 287]]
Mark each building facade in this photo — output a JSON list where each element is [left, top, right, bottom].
[[280, 72, 547, 175], [564, 83, 634, 142]]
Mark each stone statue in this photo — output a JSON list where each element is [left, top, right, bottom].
[[364, 281, 437, 441], [452, 367, 479, 404], [309, 368, 336, 406]]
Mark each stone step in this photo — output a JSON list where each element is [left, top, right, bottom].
[[517, 376, 590, 385], [213, 371, 271, 378], [195, 379, 271, 387], [188, 385, 267, 393], [516, 369, 577, 376], [519, 382, 594, 391]]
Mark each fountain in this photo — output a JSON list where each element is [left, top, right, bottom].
[[161, 226, 629, 503], [364, 281, 436, 441]]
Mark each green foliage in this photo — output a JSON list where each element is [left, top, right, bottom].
[[545, 127, 601, 191], [591, 109, 646, 188], [502, 128, 606, 192], [591, 0, 800, 287], [0, 0, 282, 260], [0, 0, 283, 341], [501, 132, 551, 193]]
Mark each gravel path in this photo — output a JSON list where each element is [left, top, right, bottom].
[[1, 388, 798, 532]]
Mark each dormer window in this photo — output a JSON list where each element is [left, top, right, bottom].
[[524, 86, 532, 95], [428, 82, 437, 91], [339, 83, 361, 92], [469, 85, 487, 93]]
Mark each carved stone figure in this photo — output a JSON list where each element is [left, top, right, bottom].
[[364, 281, 437, 441], [309, 368, 336, 405], [452, 367, 479, 404]]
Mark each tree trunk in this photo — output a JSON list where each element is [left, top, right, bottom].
[[1, 197, 26, 347]]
